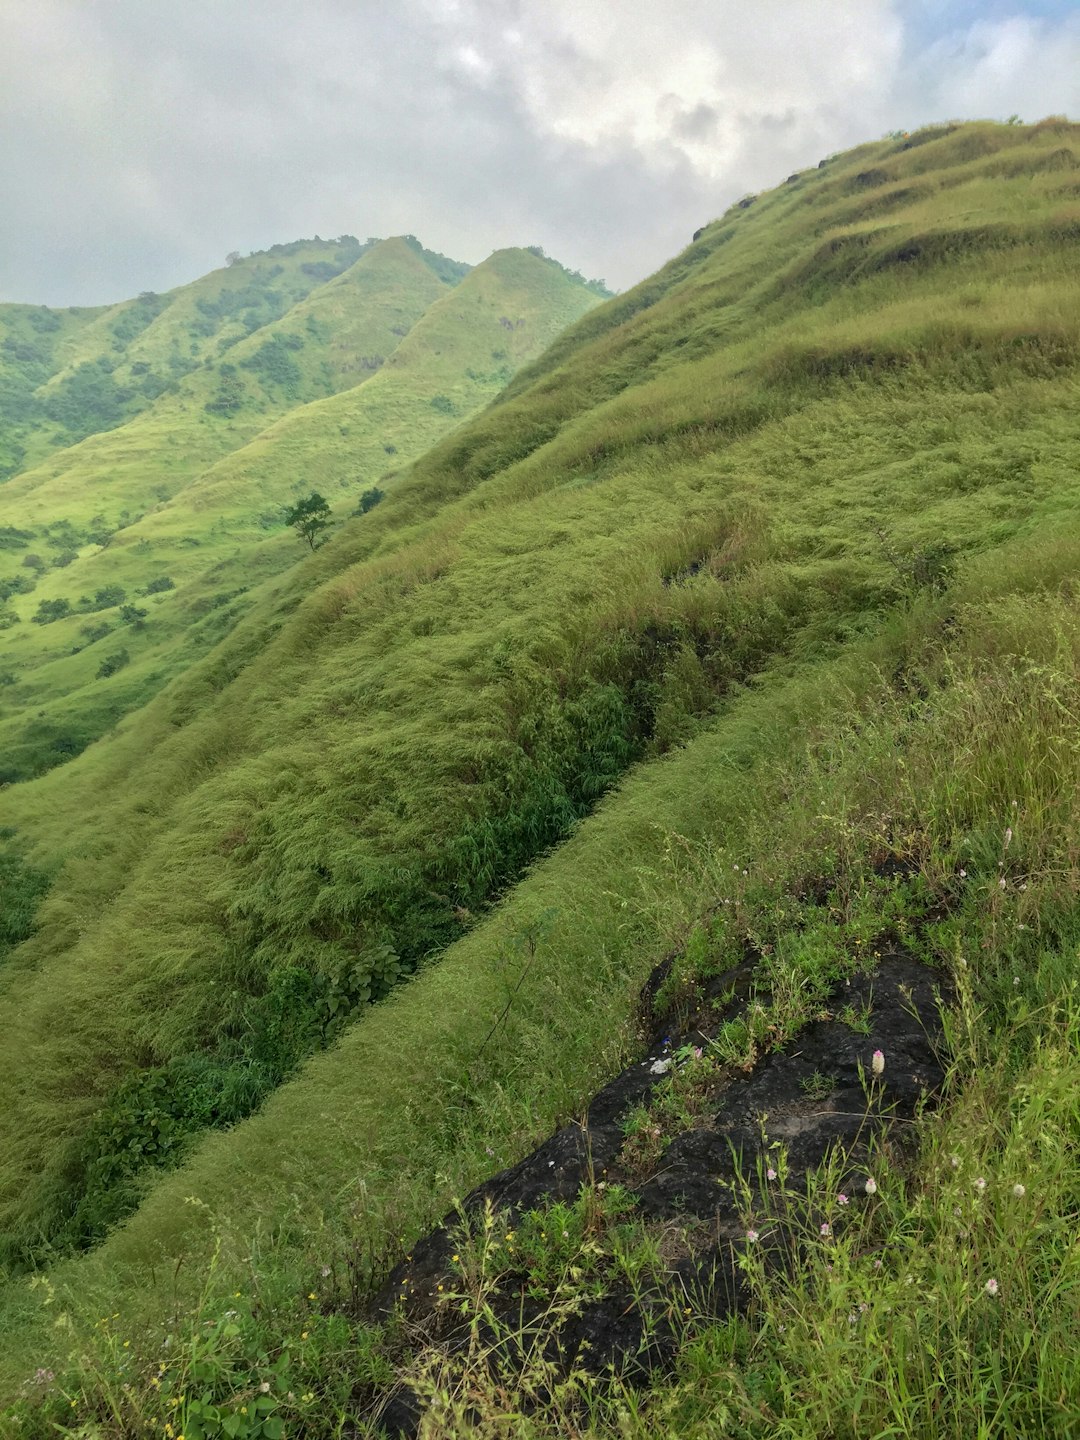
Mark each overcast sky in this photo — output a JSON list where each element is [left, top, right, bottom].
[[2, 0, 1078, 307]]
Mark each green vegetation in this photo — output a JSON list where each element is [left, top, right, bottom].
[[284, 493, 333, 552], [2, 118, 1080, 1436], [0, 238, 600, 783]]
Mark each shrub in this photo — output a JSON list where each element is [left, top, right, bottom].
[[355, 486, 385, 515], [96, 648, 130, 678], [31, 597, 72, 625]]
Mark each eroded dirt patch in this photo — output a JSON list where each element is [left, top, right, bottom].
[[372, 952, 946, 1435]]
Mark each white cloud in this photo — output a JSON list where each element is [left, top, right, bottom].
[[0, 1, 1076, 305]]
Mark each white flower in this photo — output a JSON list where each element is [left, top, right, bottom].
[[864, 1177, 878, 1196], [975, 1176, 986, 1192], [950, 1155, 961, 1170], [985, 1277, 999, 1296], [1012, 1183, 1026, 1198], [746, 1229, 759, 1243], [649, 1058, 672, 1075], [871, 1050, 885, 1076]]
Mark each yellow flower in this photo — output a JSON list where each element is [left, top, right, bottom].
[[308, 1292, 316, 1300], [301, 1331, 309, 1340]]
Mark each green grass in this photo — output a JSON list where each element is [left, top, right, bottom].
[[0, 242, 601, 783], [2, 118, 1080, 1434]]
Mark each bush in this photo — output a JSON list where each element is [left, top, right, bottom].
[[96, 648, 130, 678], [31, 597, 72, 625], [141, 575, 175, 595], [76, 585, 126, 613], [355, 486, 385, 514]]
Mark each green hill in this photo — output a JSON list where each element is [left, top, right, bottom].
[[0, 241, 601, 783], [3, 119, 1080, 1436]]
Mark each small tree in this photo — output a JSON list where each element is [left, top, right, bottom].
[[284, 492, 332, 551]]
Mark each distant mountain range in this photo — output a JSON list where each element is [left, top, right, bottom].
[[0, 236, 606, 781]]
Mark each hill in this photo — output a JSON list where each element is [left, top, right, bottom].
[[3, 118, 1080, 1437], [0, 240, 603, 783]]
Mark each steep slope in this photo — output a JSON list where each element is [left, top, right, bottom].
[[3, 119, 1080, 1431], [0, 244, 600, 782]]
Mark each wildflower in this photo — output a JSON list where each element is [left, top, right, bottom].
[[562, 1230, 569, 1239], [864, 1177, 878, 1196], [259, 1382, 271, 1394], [766, 1167, 777, 1181], [301, 1331, 309, 1340], [837, 1193, 849, 1206], [848, 1311, 859, 1326], [693, 1046, 703, 1060], [1012, 1183, 1026, 1198], [959, 868, 967, 878], [746, 1229, 760, 1243], [873, 1258, 883, 1270], [985, 1277, 999, 1296], [1004, 827, 1013, 849], [451, 1253, 460, 1262], [820, 1222, 831, 1237], [307, 1292, 316, 1300], [649, 1058, 672, 1075], [975, 1176, 986, 1193], [320, 1265, 331, 1277], [998, 876, 1007, 890], [871, 1050, 885, 1076], [950, 1154, 961, 1169]]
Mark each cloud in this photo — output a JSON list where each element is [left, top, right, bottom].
[[0, 1, 1076, 306]]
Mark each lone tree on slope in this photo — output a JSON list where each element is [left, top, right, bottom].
[[284, 492, 332, 551]]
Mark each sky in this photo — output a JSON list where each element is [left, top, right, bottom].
[[2, 0, 1079, 307]]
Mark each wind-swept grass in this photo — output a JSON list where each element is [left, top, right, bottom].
[[2, 118, 1080, 1434]]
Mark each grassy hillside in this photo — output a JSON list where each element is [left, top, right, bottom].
[[3, 118, 1080, 1436], [0, 243, 600, 784], [0, 238, 376, 477]]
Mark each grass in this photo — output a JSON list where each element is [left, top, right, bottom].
[[1, 118, 1080, 1434], [0, 242, 601, 781]]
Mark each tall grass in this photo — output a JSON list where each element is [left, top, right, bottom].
[[2, 118, 1080, 1432]]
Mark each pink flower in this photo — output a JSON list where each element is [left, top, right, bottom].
[[837, 1193, 849, 1206], [820, 1222, 831, 1237], [864, 1177, 878, 1196], [766, 1167, 777, 1181], [975, 1176, 986, 1193], [871, 1050, 885, 1076], [746, 1229, 759, 1243], [985, 1277, 999, 1296]]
